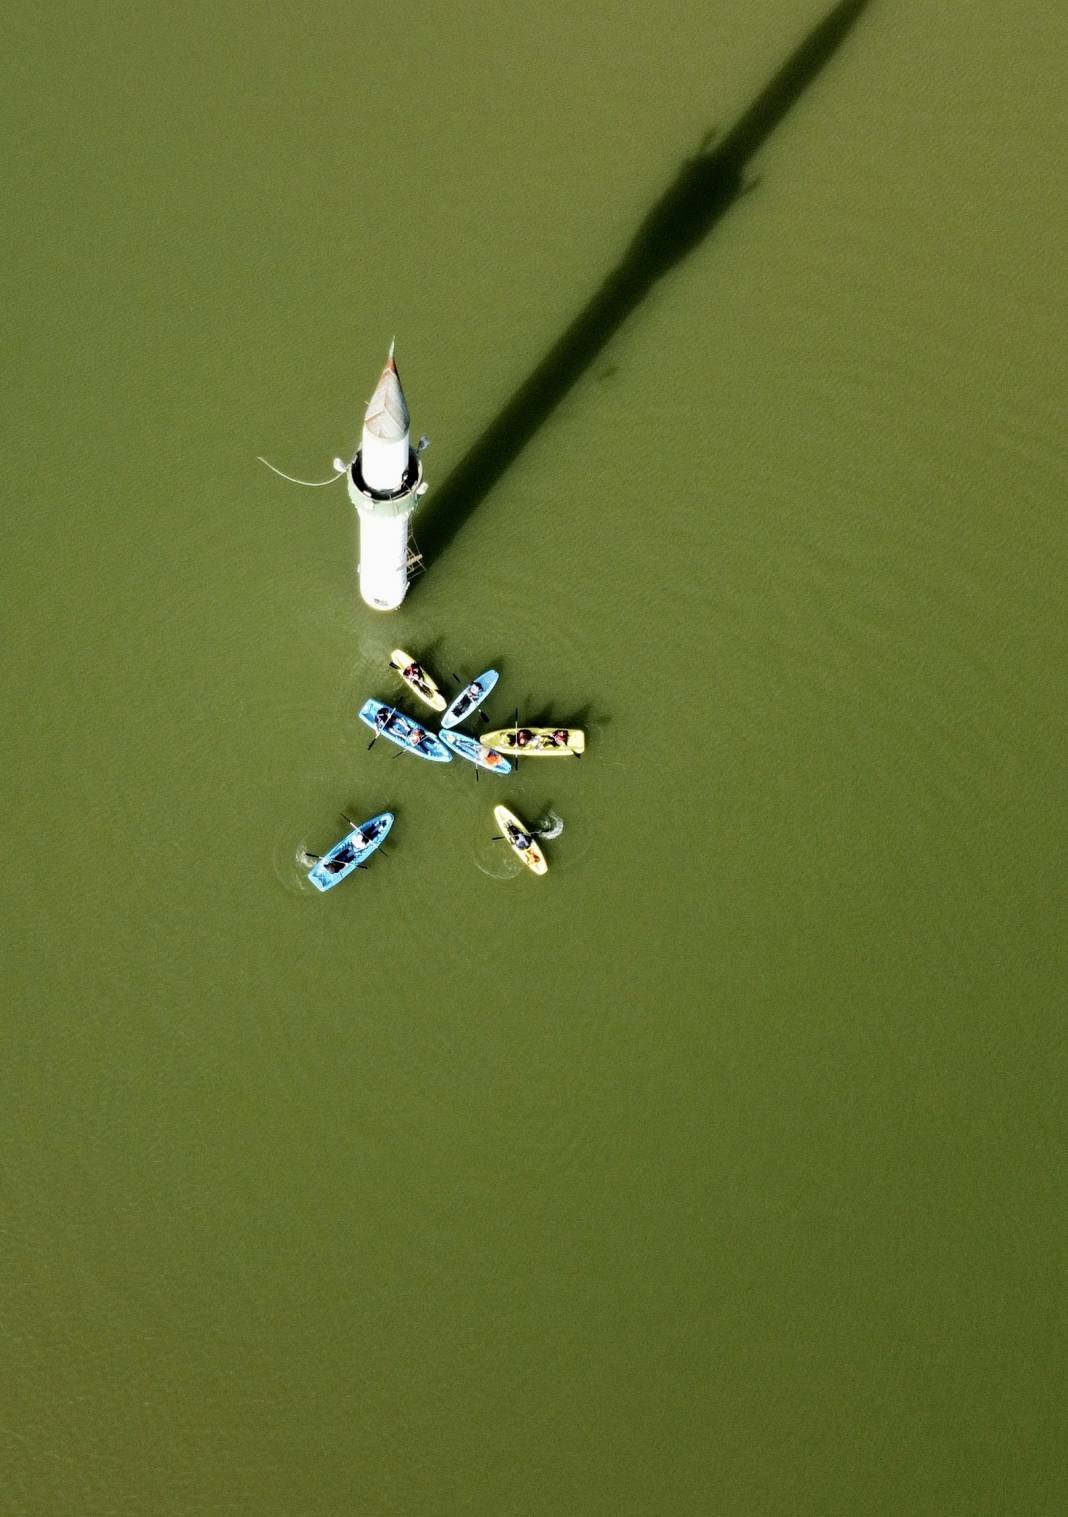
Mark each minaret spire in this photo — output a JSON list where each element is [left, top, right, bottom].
[[361, 344, 410, 485]]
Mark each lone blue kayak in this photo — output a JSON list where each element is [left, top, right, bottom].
[[438, 728, 512, 773], [307, 811, 394, 892], [441, 668, 499, 729], [358, 699, 452, 762]]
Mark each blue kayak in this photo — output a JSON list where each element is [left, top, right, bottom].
[[441, 668, 499, 729], [307, 811, 394, 893], [358, 699, 452, 762], [438, 728, 512, 773]]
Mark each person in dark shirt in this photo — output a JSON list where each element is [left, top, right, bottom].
[[325, 844, 356, 874]]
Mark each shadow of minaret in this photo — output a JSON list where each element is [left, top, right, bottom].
[[415, 0, 871, 567]]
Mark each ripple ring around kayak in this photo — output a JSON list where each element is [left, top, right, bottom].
[[271, 831, 324, 895]]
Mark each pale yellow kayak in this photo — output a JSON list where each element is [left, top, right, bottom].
[[494, 805, 548, 875], [481, 726, 584, 757], [389, 649, 447, 712]]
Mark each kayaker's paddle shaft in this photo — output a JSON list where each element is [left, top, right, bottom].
[[345, 342, 428, 612]]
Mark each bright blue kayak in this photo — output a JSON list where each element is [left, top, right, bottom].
[[307, 811, 394, 892], [358, 699, 452, 762], [441, 668, 499, 729], [438, 728, 512, 773]]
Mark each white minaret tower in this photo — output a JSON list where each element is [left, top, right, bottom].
[[340, 343, 427, 611]]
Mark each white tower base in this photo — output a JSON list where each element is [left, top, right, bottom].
[[347, 448, 426, 611], [357, 510, 411, 611]]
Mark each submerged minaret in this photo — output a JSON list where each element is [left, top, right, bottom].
[[341, 343, 427, 611]]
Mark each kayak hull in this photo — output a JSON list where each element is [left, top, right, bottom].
[[481, 727, 585, 757], [308, 811, 394, 892], [493, 804, 548, 874], [441, 668, 499, 729], [389, 649, 447, 712], [359, 699, 452, 762], [439, 728, 512, 773]]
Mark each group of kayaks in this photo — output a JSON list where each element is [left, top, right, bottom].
[[357, 652, 585, 767], [303, 649, 586, 891]]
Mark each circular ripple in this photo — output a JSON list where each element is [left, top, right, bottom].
[[272, 831, 321, 895]]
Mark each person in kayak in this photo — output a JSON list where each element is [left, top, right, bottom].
[[325, 844, 356, 874], [552, 729, 569, 746], [515, 728, 533, 747], [508, 823, 533, 851]]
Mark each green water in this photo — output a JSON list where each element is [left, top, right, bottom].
[[3, 1, 1066, 1511]]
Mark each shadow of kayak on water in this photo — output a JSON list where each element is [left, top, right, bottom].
[[413, 0, 873, 571]]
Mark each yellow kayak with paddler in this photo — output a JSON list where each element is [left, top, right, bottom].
[[494, 805, 549, 876], [389, 649, 447, 712], [480, 727, 585, 757]]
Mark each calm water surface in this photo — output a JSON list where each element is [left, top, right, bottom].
[[3, 1, 1066, 1512]]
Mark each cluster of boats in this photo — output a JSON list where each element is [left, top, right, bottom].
[[303, 650, 586, 891]]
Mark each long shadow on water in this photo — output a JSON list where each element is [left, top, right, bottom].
[[415, 0, 871, 567]]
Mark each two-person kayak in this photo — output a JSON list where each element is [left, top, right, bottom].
[[305, 811, 394, 892], [481, 726, 585, 756], [359, 699, 452, 762]]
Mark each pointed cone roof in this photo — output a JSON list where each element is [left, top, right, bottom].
[[363, 341, 410, 441]]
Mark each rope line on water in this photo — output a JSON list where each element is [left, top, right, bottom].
[[256, 457, 344, 487]]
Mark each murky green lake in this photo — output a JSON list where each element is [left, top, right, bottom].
[[3, 1, 1065, 1511]]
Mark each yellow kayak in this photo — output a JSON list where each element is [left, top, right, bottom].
[[389, 649, 447, 712], [481, 726, 584, 757], [494, 805, 548, 876]]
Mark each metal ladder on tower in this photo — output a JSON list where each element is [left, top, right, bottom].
[[406, 527, 426, 579]]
